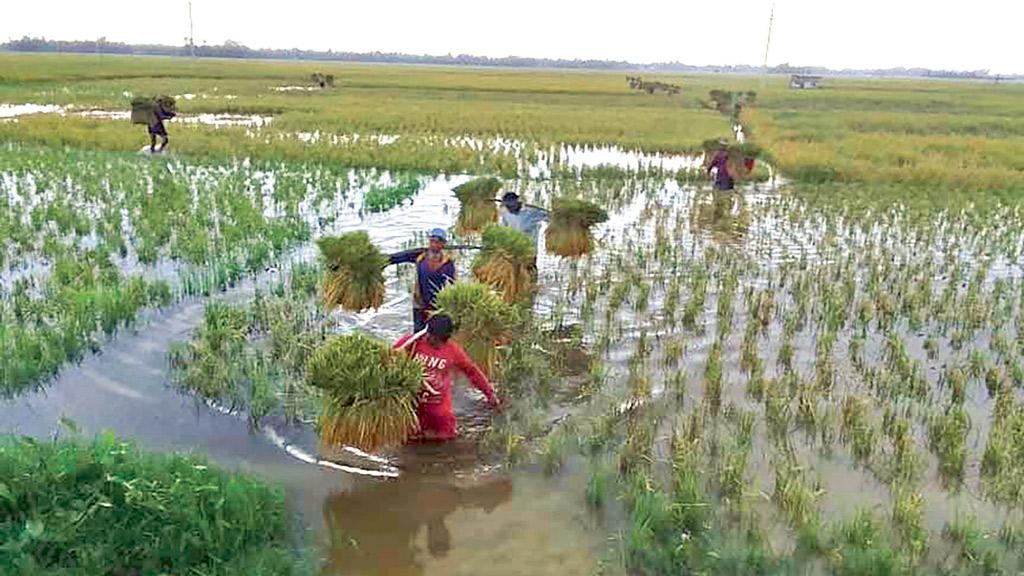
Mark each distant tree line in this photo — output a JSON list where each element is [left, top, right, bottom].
[[1, 37, 1017, 80]]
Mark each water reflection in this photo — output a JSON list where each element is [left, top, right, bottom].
[[323, 473, 514, 576], [692, 191, 751, 243]]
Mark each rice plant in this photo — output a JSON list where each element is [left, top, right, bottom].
[[317, 232, 388, 311], [545, 198, 608, 257], [432, 281, 521, 378], [471, 225, 537, 303], [305, 333, 424, 450]]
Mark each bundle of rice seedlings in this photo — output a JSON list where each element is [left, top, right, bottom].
[[306, 333, 425, 450], [432, 282, 520, 378], [545, 198, 608, 257], [472, 225, 536, 303], [317, 232, 388, 311], [453, 177, 502, 234]]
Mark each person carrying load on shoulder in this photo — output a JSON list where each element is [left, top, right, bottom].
[[394, 314, 501, 441], [387, 228, 455, 332], [149, 98, 176, 154], [707, 139, 735, 191], [499, 192, 549, 247]]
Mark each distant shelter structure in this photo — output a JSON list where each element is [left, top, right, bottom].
[[789, 74, 822, 89]]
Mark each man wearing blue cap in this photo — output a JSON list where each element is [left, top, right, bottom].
[[388, 228, 456, 332]]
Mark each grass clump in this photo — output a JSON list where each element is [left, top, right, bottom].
[[472, 225, 537, 303], [305, 333, 424, 451], [453, 177, 502, 233], [545, 198, 608, 257], [432, 281, 521, 378], [317, 232, 388, 311], [0, 433, 303, 576]]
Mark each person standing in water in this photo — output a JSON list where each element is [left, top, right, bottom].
[[388, 228, 456, 332], [707, 140, 735, 191], [498, 192, 549, 247], [148, 99, 176, 154], [394, 314, 500, 441]]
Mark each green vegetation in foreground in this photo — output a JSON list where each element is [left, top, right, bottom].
[[0, 433, 305, 575]]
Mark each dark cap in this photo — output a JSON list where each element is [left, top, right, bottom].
[[426, 314, 455, 339]]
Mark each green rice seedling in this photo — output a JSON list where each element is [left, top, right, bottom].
[[619, 415, 657, 474], [169, 302, 250, 406], [472, 225, 536, 303], [927, 405, 970, 489], [545, 198, 608, 257], [670, 370, 688, 405], [985, 365, 1006, 399], [541, 427, 569, 475], [305, 333, 424, 450], [586, 457, 613, 508], [923, 335, 939, 361], [828, 510, 900, 575], [362, 174, 422, 213], [841, 396, 877, 465], [244, 354, 281, 430], [772, 456, 823, 529], [432, 281, 520, 378], [943, 365, 968, 405], [778, 337, 795, 371], [628, 363, 652, 401], [452, 176, 502, 233], [704, 340, 723, 415], [764, 379, 791, 439], [317, 231, 388, 311], [662, 336, 685, 368], [943, 514, 1002, 574], [891, 485, 927, 561], [746, 364, 766, 401]]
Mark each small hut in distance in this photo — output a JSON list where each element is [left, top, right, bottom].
[[789, 75, 822, 89]]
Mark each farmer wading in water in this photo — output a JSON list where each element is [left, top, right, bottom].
[[149, 99, 176, 154], [387, 228, 456, 332], [394, 314, 500, 441]]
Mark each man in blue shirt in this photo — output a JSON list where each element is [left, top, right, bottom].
[[388, 228, 456, 332], [499, 192, 549, 246]]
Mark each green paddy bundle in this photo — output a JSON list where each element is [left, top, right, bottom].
[[306, 333, 425, 450], [453, 177, 502, 233], [472, 225, 536, 303], [432, 282, 520, 378], [545, 198, 608, 257], [130, 95, 176, 125], [317, 232, 388, 311]]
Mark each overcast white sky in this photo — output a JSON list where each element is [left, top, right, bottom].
[[3, 1, 1020, 74]]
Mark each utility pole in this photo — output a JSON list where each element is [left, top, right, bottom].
[[761, 2, 775, 88], [188, 1, 196, 57]]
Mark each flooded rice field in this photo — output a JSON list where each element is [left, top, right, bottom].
[[4, 136, 1024, 573]]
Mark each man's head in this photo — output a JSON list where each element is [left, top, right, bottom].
[[717, 138, 729, 150], [426, 314, 455, 346], [428, 228, 448, 253], [501, 192, 522, 214]]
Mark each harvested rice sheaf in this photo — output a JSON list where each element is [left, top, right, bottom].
[[317, 232, 388, 311], [306, 333, 425, 450], [453, 177, 502, 233], [432, 282, 521, 378], [545, 198, 608, 257], [472, 225, 536, 303]]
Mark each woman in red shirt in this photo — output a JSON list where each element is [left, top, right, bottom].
[[394, 314, 500, 441]]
